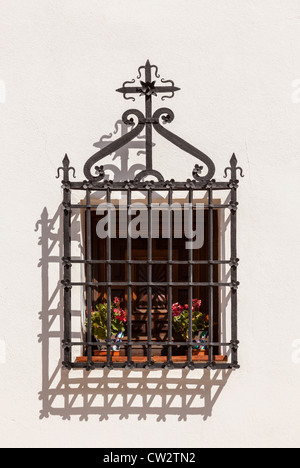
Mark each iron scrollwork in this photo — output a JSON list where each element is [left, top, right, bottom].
[[83, 109, 145, 182], [83, 60, 216, 183]]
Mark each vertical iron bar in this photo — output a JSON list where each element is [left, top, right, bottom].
[[147, 188, 152, 363], [167, 188, 173, 362], [106, 189, 112, 363], [63, 155, 71, 366], [188, 188, 193, 364], [86, 188, 93, 367], [230, 156, 238, 367], [127, 189, 132, 363], [208, 187, 214, 364], [145, 61, 153, 170]]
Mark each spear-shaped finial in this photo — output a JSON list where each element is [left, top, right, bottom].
[[56, 153, 76, 180], [224, 153, 244, 179], [230, 153, 237, 167], [63, 153, 70, 167]]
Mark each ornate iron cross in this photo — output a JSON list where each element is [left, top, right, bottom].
[[83, 60, 215, 182], [116, 60, 180, 173]]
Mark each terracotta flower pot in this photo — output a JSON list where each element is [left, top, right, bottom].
[[185, 331, 209, 357], [185, 349, 208, 357], [94, 350, 120, 357], [94, 331, 124, 357]]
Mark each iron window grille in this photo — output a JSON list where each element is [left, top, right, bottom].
[[58, 61, 243, 371]]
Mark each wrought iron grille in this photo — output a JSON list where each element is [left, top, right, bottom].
[[58, 61, 243, 371]]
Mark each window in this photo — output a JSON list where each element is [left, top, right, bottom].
[[59, 61, 243, 371], [89, 200, 220, 356]]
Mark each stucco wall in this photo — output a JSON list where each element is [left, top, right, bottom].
[[0, 0, 300, 448]]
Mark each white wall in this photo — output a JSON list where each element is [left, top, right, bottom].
[[1, 0, 300, 448]]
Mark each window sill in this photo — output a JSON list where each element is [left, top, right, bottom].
[[75, 354, 227, 364]]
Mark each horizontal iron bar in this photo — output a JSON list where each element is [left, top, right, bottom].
[[71, 281, 231, 287], [69, 259, 232, 265], [66, 341, 231, 347], [69, 182, 231, 191], [69, 361, 234, 370]]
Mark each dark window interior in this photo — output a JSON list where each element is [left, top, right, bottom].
[[88, 208, 219, 357]]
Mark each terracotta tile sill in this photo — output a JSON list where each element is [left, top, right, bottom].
[[75, 355, 227, 363]]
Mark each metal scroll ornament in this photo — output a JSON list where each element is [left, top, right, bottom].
[[83, 60, 215, 183]]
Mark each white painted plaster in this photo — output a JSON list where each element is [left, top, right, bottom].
[[0, 0, 300, 448]]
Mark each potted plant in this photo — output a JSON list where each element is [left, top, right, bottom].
[[86, 297, 127, 357], [172, 298, 209, 356]]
